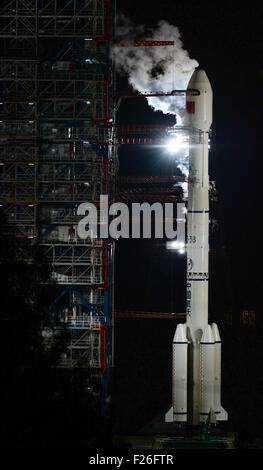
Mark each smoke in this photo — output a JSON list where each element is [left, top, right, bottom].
[[175, 154, 189, 180], [114, 14, 199, 124]]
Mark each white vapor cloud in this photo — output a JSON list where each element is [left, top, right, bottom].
[[114, 14, 199, 124]]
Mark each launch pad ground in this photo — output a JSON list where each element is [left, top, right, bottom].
[[113, 434, 236, 449], [113, 412, 237, 449], [113, 431, 237, 449]]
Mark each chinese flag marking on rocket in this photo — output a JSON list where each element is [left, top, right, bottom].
[[186, 101, 195, 114]]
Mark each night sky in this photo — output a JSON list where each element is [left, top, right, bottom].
[[113, 1, 262, 443]]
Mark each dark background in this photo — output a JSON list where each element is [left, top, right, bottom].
[[113, 0, 262, 445], [0, 0, 261, 449]]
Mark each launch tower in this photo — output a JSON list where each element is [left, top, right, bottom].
[[0, 0, 116, 414]]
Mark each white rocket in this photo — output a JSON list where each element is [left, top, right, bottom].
[[165, 69, 228, 426]]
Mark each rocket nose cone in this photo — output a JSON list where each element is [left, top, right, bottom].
[[187, 69, 212, 92], [173, 323, 187, 343], [200, 325, 215, 344], [211, 323, 221, 342]]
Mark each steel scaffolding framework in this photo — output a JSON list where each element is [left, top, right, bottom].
[[0, 0, 116, 415]]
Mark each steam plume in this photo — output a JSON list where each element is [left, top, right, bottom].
[[114, 14, 199, 124]]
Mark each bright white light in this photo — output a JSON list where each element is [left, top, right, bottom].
[[166, 135, 188, 154], [166, 240, 185, 252]]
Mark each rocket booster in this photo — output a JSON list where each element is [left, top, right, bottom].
[[165, 70, 227, 426]]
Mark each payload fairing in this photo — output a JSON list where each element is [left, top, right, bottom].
[[165, 70, 228, 426]]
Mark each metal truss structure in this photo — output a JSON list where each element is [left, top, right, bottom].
[[0, 0, 116, 415], [115, 174, 186, 203], [114, 310, 186, 319], [116, 175, 187, 184]]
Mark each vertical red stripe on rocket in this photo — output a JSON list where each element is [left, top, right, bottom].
[[186, 101, 195, 114]]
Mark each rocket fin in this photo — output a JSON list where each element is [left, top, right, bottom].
[[165, 406, 173, 423], [216, 406, 228, 421], [207, 408, 217, 425]]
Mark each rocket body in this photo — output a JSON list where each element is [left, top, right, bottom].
[[165, 70, 227, 425]]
